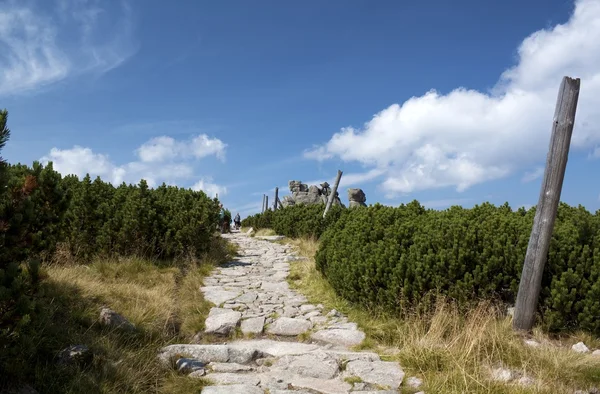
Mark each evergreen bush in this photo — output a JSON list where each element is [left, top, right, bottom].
[[316, 201, 600, 334]]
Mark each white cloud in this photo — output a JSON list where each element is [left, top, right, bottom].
[[522, 166, 545, 183], [192, 178, 227, 198], [137, 134, 227, 163], [0, 0, 137, 96], [41, 134, 225, 190], [305, 0, 600, 196]]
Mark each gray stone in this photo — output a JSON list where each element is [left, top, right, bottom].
[[261, 281, 289, 293], [267, 317, 312, 336], [257, 235, 285, 241], [304, 311, 321, 319], [209, 362, 254, 372], [236, 292, 258, 303], [311, 328, 366, 347], [158, 344, 229, 365], [572, 341, 590, 353], [99, 307, 135, 330], [57, 344, 92, 366], [524, 339, 540, 347], [326, 309, 341, 317], [227, 346, 265, 364], [241, 316, 265, 335], [204, 372, 261, 386], [272, 351, 340, 379], [202, 289, 242, 306], [491, 367, 514, 382], [345, 360, 405, 389], [518, 376, 535, 386], [188, 369, 206, 378], [201, 385, 263, 394], [289, 375, 352, 393], [205, 308, 242, 335], [300, 304, 317, 313], [347, 188, 367, 207], [593, 350, 600, 356], [406, 376, 423, 388], [228, 339, 319, 357]]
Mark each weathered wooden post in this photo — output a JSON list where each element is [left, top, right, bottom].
[[323, 170, 343, 218], [261, 194, 266, 213], [513, 76, 580, 332], [265, 195, 269, 212], [274, 187, 279, 210]]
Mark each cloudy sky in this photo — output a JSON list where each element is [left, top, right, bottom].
[[2, 0, 599, 217]]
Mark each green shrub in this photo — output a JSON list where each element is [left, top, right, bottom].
[[316, 200, 600, 334], [242, 203, 346, 239]]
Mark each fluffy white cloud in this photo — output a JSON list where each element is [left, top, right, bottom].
[[305, 0, 600, 196], [0, 0, 136, 96], [137, 134, 227, 163], [191, 178, 227, 198], [41, 135, 225, 191]]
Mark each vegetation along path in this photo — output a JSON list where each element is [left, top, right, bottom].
[[158, 231, 415, 394]]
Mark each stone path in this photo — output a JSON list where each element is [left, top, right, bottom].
[[158, 232, 417, 394]]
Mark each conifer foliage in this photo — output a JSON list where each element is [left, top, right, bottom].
[[316, 201, 600, 334], [0, 109, 221, 346], [242, 203, 344, 239]]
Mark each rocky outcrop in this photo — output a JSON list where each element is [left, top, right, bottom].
[[281, 180, 343, 208], [347, 188, 366, 208]]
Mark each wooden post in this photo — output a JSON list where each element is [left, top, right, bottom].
[[274, 187, 279, 210], [261, 194, 265, 213], [323, 170, 343, 218], [512, 76, 580, 332], [265, 195, 269, 212]]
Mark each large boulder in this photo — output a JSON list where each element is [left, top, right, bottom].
[[348, 188, 366, 208], [281, 180, 343, 208]]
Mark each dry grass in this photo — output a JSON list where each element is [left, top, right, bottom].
[[2, 236, 238, 394], [285, 237, 600, 394]]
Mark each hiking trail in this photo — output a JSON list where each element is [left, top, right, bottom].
[[158, 231, 414, 394]]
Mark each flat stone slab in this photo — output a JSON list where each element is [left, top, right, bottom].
[[257, 235, 285, 241], [205, 372, 261, 386], [228, 339, 320, 357], [345, 360, 405, 389], [261, 281, 290, 293], [290, 375, 352, 394], [201, 385, 263, 394], [203, 288, 243, 306], [236, 292, 259, 304], [241, 316, 265, 335], [311, 328, 366, 347], [272, 351, 340, 379], [205, 308, 242, 335], [159, 344, 229, 365], [209, 362, 255, 373], [267, 317, 312, 336]]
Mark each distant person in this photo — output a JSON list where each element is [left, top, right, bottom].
[[234, 213, 241, 230]]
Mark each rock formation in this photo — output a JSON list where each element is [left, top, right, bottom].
[[348, 188, 367, 208], [281, 180, 343, 208]]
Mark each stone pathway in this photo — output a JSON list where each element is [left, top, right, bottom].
[[158, 232, 416, 394]]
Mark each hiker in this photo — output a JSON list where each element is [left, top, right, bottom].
[[234, 213, 241, 230]]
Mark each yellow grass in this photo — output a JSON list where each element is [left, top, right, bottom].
[[285, 237, 600, 394], [4, 237, 238, 394]]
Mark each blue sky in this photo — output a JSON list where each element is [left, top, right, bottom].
[[2, 0, 600, 218]]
